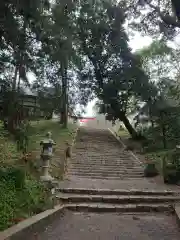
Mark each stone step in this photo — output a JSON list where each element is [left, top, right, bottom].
[[70, 162, 139, 167], [72, 154, 130, 158], [75, 147, 120, 149], [67, 172, 143, 176], [75, 141, 118, 143], [67, 175, 144, 179], [69, 165, 142, 170], [67, 170, 144, 178], [71, 158, 127, 161], [69, 169, 143, 173], [69, 167, 141, 171], [64, 203, 174, 213], [69, 167, 144, 172], [75, 142, 111, 144], [68, 170, 143, 175], [71, 157, 135, 160], [66, 176, 144, 180], [57, 194, 180, 204], [57, 188, 178, 196], [72, 154, 130, 157], [69, 166, 143, 170], [71, 161, 136, 164], [67, 172, 144, 177], [73, 157, 128, 160], [71, 160, 134, 163], [75, 152, 122, 154], [73, 155, 128, 158]]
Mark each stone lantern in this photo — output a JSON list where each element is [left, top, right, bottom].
[[40, 132, 56, 181]]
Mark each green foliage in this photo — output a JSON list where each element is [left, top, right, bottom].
[[124, 0, 180, 38], [142, 114, 180, 152], [27, 120, 76, 179], [0, 167, 26, 189], [145, 147, 180, 184], [0, 122, 21, 165], [162, 150, 180, 184], [137, 40, 172, 60], [1, 0, 161, 135], [0, 175, 52, 231], [136, 39, 180, 151], [0, 120, 77, 230], [144, 163, 159, 177], [28, 120, 75, 149], [75, 0, 157, 137], [15, 121, 30, 153], [163, 149, 180, 167], [36, 84, 63, 119], [163, 163, 178, 184]]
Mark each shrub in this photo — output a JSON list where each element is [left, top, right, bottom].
[[15, 121, 30, 153], [162, 150, 180, 184], [0, 167, 26, 189], [144, 163, 159, 177], [0, 175, 53, 231]]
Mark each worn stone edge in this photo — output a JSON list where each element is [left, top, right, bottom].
[[0, 205, 65, 240], [108, 128, 144, 167]]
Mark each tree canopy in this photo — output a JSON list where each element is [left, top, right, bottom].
[[1, 0, 176, 138], [123, 0, 180, 38]]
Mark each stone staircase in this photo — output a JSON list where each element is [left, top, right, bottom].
[[56, 188, 180, 213], [66, 127, 144, 180], [56, 127, 180, 214]]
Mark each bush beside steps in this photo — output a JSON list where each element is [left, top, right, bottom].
[[0, 166, 53, 231], [163, 163, 180, 184], [144, 162, 159, 177]]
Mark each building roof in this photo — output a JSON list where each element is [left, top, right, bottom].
[[20, 86, 38, 97]]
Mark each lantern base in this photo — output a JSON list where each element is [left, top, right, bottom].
[[40, 175, 54, 182]]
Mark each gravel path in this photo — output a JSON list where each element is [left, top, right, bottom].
[[31, 211, 180, 240]]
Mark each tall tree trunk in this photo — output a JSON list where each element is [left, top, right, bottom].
[[111, 103, 139, 139], [63, 65, 68, 128], [160, 111, 167, 149], [120, 114, 138, 139], [61, 61, 68, 128], [12, 65, 18, 91], [7, 65, 18, 132]]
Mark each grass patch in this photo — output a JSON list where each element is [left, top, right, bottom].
[[114, 126, 130, 138], [0, 122, 21, 165], [28, 120, 77, 179], [117, 129, 129, 138], [28, 120, 76, 151]]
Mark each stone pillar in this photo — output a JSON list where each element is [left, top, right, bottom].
[[40, 154, 52, 181]]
